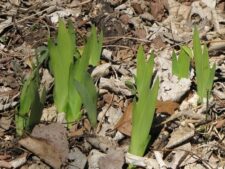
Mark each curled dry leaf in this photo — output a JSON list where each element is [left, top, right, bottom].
[[114, 103, 133, 136], [0, 153, 27, 169], [0, 17, 12, 34], [91, 63, 111, 80]]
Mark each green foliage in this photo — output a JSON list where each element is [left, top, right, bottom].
[[88, 26, 103, 66], [16, 68, 45, 136], [129, 46, 159, 156], [48, 20, 74, 113], [193, 27, 215, 103], [182, 45, 193, 58], [74, 72, 98, 126], [48, 20, 102, 126], [172, 47, 191, 79]]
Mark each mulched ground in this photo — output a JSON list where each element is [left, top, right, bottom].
[[1, 0, 225, 168]]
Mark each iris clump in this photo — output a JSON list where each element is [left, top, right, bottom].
[[129, 46, 159, 156]]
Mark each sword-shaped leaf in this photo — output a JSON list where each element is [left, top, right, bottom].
[[88, 26, 103, 66], [74, 72, 97, 126], [28, 86, 46, 130], [129, 46, 159, 157], [66, 64, 82, 124], [129, 78, 159, 156], [172, 47, 190, 79], [48, 20, 75, 112], [16, 68, 41, 135], [193, 27, 215, 102]]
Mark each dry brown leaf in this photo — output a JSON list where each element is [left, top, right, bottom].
[[215, 119, 225, 129], [150, 0, 168, 21], [19, 136, 62, 169], [152, 36, 166, 50], [131, 3, 144, 14], [119, 14, 130, 25], [99, 149, 124, 169], [114, 103, 133, 136], [0, 154, 10, 160], [133, 29, 146, 39], [166, 126, 194, 149], [68, 128, 85, 137], [116, 49, 134, 61], [217, 1, 225, 11], [103, 93, 114, 104], [0, 160, 11, 168], [156, 100, 179, 115], [86, 136, 118, 152], [84, 118, 91, 131], [31, 123, 69, 167]]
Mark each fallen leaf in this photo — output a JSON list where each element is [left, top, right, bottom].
[[114, 103, 132, 136], [102, 93, 114, 104], [86, 136, 118, 152], [68, 127, 85, 137], [133, 29, 146, 39], [0, 154, 11, 160], [19, 136, 62, 169], [131, 3, 143, 14], [19, 123, 69, 168], [31, 123, 69, 163], [0, 116, 12, 136], [156, 100, 179, 115], [84, 118, 91, 131], [99, 149, 124, 169], [9, 153, 27, 168], [166, 126, 194, 149], [151, 36, 166, 50], [68, 147, 87, 169], [88, 149, 105, 169], [215, 119, 225, 129], [119, 14, 130, 25], [167, 143, 191, 169], [116, 49, 134, 61], [150, 0, 168, 21]]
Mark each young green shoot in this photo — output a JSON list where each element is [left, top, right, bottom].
[[172, 46, 191, 79], [129, 46, 159, 156], [48, 20, 102, 126], [193, 26, 215, 103], [16, 68, 45, 136]]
